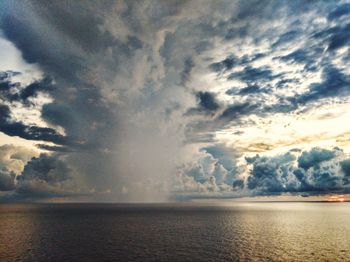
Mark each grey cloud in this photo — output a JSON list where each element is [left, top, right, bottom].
[[340, 159, 350, 176], [246, 152, 298, 193], [210, 53, 265, 73], [0, 144, 37, 192], [298, 147, 337, 170], [174, 144, 240, 195], [0, 168, 15, 191], [245, 147, 349, 196], [312, 23, 350, 51], [0, 104, 70, 146], [228, 66, 276, 83], [220, 102, 258, 120], [18, 154, 71, 183], [226, 85, 269, 96], [297, 66, 350, 104], [0, 71, 54, 103], [187, 91, 220, 116], [1, 0, 350, 201], [278, 49, 317, 72], [210, 55, 238, 72], [15, 154, 78, 198], [328, 3, 350, 21], [271, 30, 299, 47]]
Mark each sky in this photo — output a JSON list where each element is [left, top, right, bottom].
[[1, 0, 350, 202]]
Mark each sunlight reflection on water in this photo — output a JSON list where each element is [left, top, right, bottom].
[[0, 202, 349, 261]]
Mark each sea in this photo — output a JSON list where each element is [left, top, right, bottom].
[[0, 202, 349, 261]]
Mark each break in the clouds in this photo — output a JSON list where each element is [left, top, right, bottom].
[[1, 0, 350, 202]]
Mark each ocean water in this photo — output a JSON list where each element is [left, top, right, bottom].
[[0, 202, 349, 261]]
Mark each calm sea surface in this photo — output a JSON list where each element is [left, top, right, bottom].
[[0, 202, 349, 261]]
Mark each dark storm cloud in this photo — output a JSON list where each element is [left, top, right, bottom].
[[0, 18, 82, 82], [196, 91, 220, 112], [1, 0, 118, 152], [340, 159, 350, 186], [0, 0, 120, 81], [186, 99, 262, 140], [1, 0, 350, 201], [2, 0, 210, 201], [340, 159, 350, 176], [0, 104, 70, 145], [13, 153, 78, 199], [19, 78, 54, 102], [0, 168, 16, 191], [232, 179, 244, 189], [0, 71, 99, 150], [0, 71, 20, 101], [0, 147, 77, 197], [246, 152, 297, 193], [186, 91, 220, 117], [245, 147, 350, 195], [18, 154, 71, 183], [0, 71, 53, 103], [297, 147, 336, 170]]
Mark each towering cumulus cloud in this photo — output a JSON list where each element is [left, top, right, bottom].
[[1, 0, 350, 201]]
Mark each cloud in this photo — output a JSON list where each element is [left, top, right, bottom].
[[278, 49, 317, 71], [0, 144, 38, 192], [0, 168, 15, 191], [245, 147, 350, 195], [272, 30, 299, 48], [210, 53, 265, 74], [220, 102, 258, 120], [312, 22, 350, 51], [0, 72, 53, 104], [187, 91, 220, 116], [228, 66, 276, 83], [0, 144, 38, 173], [297, 66, 350, 104], [210, 55, 238, 72], [328, 3, 350, 21], [15, 153, 78, 198], [340, 159, 350, 176], [246, 152, 298, 193], [226, 84, 269, 96], [1, 0, 350, 201], [174, 144, 240, 196], [0, 104, 69, 145], [297, 147, 337, 170]]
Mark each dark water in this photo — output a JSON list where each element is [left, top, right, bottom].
[[1, 202, 350, 261]]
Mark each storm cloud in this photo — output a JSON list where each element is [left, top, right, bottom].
[[245, 147, 350, 196], [1, 0, 350, 201]]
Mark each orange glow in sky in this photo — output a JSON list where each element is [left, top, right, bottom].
[[327, 195, 345, 202]]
